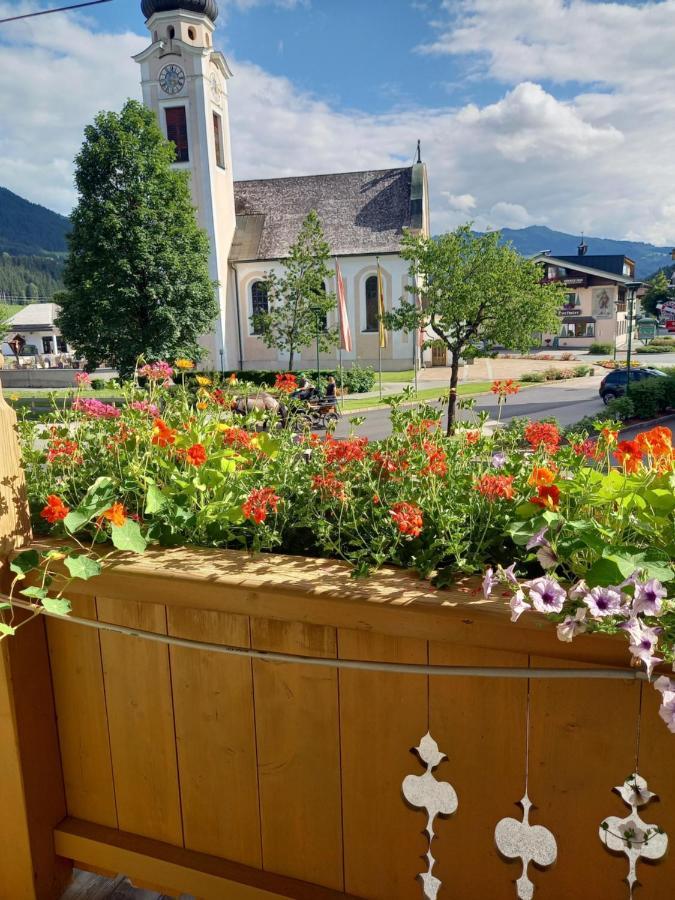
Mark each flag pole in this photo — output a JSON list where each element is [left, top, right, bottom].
[[377, 257, 383, 401]]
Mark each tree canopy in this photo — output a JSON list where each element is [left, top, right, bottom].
[[57, 100, 217, 377], [252, 211, 338, 370], [386, 225, 565, 433], [642, 271, 672, 317]]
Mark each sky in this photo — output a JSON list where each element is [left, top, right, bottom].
[[1, 0, 675, 244]]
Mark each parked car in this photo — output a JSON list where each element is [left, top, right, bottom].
[[599, 367, 667, 403]]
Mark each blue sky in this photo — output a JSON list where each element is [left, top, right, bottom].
[[2, 0, 675, 244]]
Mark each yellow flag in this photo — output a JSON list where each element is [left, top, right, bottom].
[[377, 263, 387, 349]]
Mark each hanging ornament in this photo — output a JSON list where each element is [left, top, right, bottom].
[[402, 732, 458, 900], [495, 793, 557, 899], [599, 774, 668, 897]]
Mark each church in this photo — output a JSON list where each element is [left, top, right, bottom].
[[135, 0, 431, 372]]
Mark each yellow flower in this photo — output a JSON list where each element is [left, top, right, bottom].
[[196, 401, 208, 410], [196, 375, 212, 386], [175, 358, 195, 370], [9, 393, 19, 401]]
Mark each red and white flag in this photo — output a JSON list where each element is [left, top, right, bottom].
[[335, 259, 352, 352]]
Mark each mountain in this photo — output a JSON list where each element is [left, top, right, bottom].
[[0, 186, 70, 256], [0, 187, 69, 301], [497, 225, 672, 280]]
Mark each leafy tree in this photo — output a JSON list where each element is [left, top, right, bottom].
[[642, 270, 672, 317], [57, 100, 217, 377], [253, 211, 338, 370], [0, 303, 13, 339], [386, 225, 565, 434]]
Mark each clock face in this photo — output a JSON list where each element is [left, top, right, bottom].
[[159, 64, 185, 95]]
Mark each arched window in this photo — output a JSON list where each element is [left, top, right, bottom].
[[250, 281, 268, 335], [188, 26, 196, 41], [364, 275, 379, 332], [168, 25, 175, 40]]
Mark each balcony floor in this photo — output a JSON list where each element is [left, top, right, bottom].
[[60, 870, 195, 900]]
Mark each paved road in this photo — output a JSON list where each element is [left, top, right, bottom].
[[334, 379, 607, 440]]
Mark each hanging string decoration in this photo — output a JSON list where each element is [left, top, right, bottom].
[[495, 794, 557, 899], [599, 774, 668, 897], [402, 733, 458, 900]]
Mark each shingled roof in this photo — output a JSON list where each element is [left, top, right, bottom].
[[231, 165, 424, 261]]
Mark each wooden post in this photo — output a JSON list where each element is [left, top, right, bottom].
[[0, 379, 71, 899]]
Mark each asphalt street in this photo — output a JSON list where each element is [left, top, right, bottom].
[[333, 379, 608, 440]]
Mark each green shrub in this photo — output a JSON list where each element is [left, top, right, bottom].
[[229, 365, 376, 394], [520, 372, 545, 383], [573, 365, 593, 377], [588, 342, 613, 354], [90, 378, 107, 391], [627, 375, 675, 419], [542, 366, 566, 381], [604, 396, 635, 421], [638, 345, 666, 354]]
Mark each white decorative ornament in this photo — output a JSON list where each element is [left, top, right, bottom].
[[599, 774, 668, 897], [495, 793, 557, 900], [210, 73, 222, 104], [402, 733, 457, 900]]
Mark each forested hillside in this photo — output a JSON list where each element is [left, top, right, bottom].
[[0, 186, 69, 255], [0, 252, 64, 302]]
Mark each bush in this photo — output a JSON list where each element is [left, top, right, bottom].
[[573, 365, 593, 377], [90, 379, 107, 391], [225, 366, 376, 394], [627, 375, 675, 419], [605, 396, 635, 421], [542, 366, 567, 381], [520, 372, 545, 383], [588, 343, 613, 355], [638, 345, 666, 354]]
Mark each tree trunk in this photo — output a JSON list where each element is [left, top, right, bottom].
[[288, 346, 294, 371], [445, 351, 461, 436]]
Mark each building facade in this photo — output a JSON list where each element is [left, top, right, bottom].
[[136, 1, 430, 372], [532, 250, 638, 350]]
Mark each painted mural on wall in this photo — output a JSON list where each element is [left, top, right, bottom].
[[592, 288, 613, 319]]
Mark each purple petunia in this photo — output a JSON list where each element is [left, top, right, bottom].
[[482, 567, 498, 598], [620, 618, 662, 676], [526, 526, 549, 551], [509, 589, 531, 622], [632, 579, 667, 618], [491, 451, 507, 469], [556, 607, 588, 643], [654, 677, 675, 733], [523, 576, 567, 614], [582, 585, 626, 618]]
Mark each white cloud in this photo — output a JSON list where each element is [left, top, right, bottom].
[[2, 0, 675, 247]]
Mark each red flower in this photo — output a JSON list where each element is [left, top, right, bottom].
[[528, 466, 557, 488], [186, 443, 207, 466], [151, 418, 176, 447], [524, 421, 560, 454], [531, 484, 561, 509], [46, 438, 80, 464], [372, 493, 381, 505], [242, 487, 280, 524], [212, 389, 228, 407], [573, 438, 599, 460], [275, 372, 298, 394], [464, 430, 481, 444], [40, 495, 70, 524], [390, 501, 423, 538], [406, 419, 438, 437], [312, 472, 346, 500], [491, 379, 520, 397], [373, 449, 409, 476], [421, 441, 448, 477], [614, 440, 642, 474], [324, 436, 368, 467], [221, 427, 253, 450], [474, 474, 515, 501], [635, 426, 672, 459], [100, 503, 127, 527]]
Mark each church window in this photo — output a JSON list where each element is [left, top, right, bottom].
[[364, 275, 379, 332], [165, 107, 189, 162], [213, 113, 225, 169], [167, 25, 175, 40], [188, 27, 196, 40], [251, 281, 268, 334]]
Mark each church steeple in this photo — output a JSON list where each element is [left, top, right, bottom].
[[134, 0, 235, 371]]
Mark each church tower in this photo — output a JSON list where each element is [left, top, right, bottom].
[[134, 0, 235, 370]]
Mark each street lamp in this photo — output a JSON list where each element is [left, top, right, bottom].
[[625, 282, 640, 396], [309, 305, 323, 388]]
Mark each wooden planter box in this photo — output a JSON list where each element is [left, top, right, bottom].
[[1, 389, 674, 900]]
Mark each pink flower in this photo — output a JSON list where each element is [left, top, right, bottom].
[[582, 585, 626, 618], [75, 372, 91, 386], [138, 361, 174, 382], [654, 677, 675, 733], [632, 579, 667, 617], [523, 576, 566, 614], [131, 400, 160, 417], [72, 397, 120, 419]]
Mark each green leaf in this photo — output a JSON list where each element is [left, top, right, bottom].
[[64, 476, 115, 534], [10, 549, 40, 579], [111, 519, 147, 554], [226, 506, 245, 524], [254, 433, 281, 458], [19, 585, 48, 601], [42, 596, 72, 616], [145, 484, 167, 515], [586, 548, 674, 587], [64, 555, 102, 581], [645, 489, 675, 512], [0, 623, 17, 636]]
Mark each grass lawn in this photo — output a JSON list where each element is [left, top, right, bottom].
[[5, 388, 123, 401], [341, 381, 496, 412], [378, 369, 415, 383]]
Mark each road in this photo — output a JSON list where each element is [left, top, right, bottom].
[[333, 378, 608, 440]]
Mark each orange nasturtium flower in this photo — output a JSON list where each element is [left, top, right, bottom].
[[531, 484, 561, 510], [151, 418, 177, 447], [40, 495, 70, 524], [101, 503, 127, 527], [528, 466, 557, 488], [186, 443, 208, 467], [635, 426, 672, 460], [614, 440, 642, 474]]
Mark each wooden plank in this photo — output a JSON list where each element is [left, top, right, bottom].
[[338, 629, 428, 900], [429, 642, 528, 900], [167, 606, 261, 867], [55, 818, 359, 900], [97, 597, 183, 846], [251, 619, 343, 891], [528, 655, 642, 899], [47, 595, 118, 828], [0, 380, 71, 899], [630, 682, 675, 899]]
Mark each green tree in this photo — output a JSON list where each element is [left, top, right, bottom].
[[386, 225, 565, 434], [253, 211, 337, 370], [0, 303, 13, 338], [25, 282, 39, 300], [642, 270, 672, 317], [57, 100, 217, 377]]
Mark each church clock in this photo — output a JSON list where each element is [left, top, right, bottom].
[[159, 64, 185, 95]]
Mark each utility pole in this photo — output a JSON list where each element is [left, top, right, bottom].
[[624, 282, 640, 396]]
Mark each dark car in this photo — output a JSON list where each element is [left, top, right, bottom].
[[599, 367, 667, 404]]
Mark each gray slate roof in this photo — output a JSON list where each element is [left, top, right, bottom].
[[231, 166, 418, 261]]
